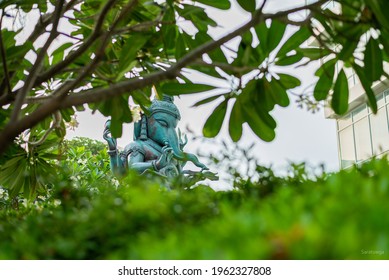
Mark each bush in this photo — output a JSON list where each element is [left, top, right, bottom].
[[0, 147, 388, 259]]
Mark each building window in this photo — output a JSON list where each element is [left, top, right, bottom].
[[370, 106, 389, 154], [339, 126, 355, 168], [337, 88, 389, 168], [354, 117, 372, 161]]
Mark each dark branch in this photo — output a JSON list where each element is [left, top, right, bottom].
[[10, 0, 65, 123], [33, 0, 117, 87], [0, 13, 12, 97]]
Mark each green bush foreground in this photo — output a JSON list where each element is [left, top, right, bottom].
[[1, 158, 389, 260]]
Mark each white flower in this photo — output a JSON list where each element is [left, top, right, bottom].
[[53, 199, 61, 207], [77, 159, 87, 165], [111, 178, 120, 187], [34, 201, 43, 211], [21, 199, 28, 208], [131, 106, 142, 122]]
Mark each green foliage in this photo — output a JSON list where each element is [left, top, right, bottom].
[[1, 0, 389, 154], [0, 132, 60, 199], [331, 69, 349, 114], [1, 137, 389, 259], [0, 136, 110, 199]]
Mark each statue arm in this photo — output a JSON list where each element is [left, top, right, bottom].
[[128, 145, 173, 174], [128, 152, 155, 173], [107, 150, 126, 177], [103, 120, 127, 176]]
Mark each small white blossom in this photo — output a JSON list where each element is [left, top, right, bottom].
[[111, 178, 120, 188], [34, 201, 43, 211], [21, 199, 28, 208], [77, 159, 87, 165], [53, 199, 61, 207], [131, 106, 142, 122]]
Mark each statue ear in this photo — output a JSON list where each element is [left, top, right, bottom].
[[139, 115, 148, 140], [133, 120, 141, 140], [133, 114, 147, 140]]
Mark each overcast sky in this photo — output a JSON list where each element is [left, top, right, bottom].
[[66, 0, 339, 174]]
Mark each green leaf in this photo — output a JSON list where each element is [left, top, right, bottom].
[[175, 34, 187, 60], [51, 42, 73, 65], [313, 59, 336, 101], [364, 37, 383, 82], [277, 73, 301, 89], [331, 69, 349, 115], [118, 34, 149, 78], [192, 32, 228, 63], [297, 47, 331, 60], [229, 99, 244, 142], [353, 63, 377, 113], [91, 95, 133, 138], [379, 30, 389, 62], [367, 0, 389, 30], [267, 20, 287, 53], [237, 0, 256, 12], [243, 107, 276, 142], [275, 52, 303, 66], [276, 27, 311, 58], [192, 94, 225, 107], [337, 39, 359, 61], [203, 100, 228, 137], [161, 83, 218, 95], [267, 79, 290, 107], [195, 0, 231, 10], [178, 4, 217, 31]]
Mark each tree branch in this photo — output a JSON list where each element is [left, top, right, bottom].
[[26, 0, 81, 43], [10, 0, 65, 123], [33, 0, 117, 88], [0, 13, 12, 97], [0, 0, 330, 156]]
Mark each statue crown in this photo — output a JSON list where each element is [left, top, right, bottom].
[[149, 95, 181, 120]]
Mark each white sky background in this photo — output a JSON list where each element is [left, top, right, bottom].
[[64, 0, 339, 174]]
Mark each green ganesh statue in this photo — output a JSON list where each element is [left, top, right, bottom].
[[103, 95, 217, 183]]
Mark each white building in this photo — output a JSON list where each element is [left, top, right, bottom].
[[325, 75, 389, 169], [304, 0, 389, 168]]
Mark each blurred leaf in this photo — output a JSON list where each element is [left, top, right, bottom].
[[161, 82, 218, 95], [364, 37, 383, 81], [195, 0, 231, 10], [367, 0, 389, 29], [314, 59, 336, 101], [267, 20, 287, 53], [203, 99, 228, 137], [237, 0, 256, 12], [229, 99, 244, 142], [277, 73, 301, 89], [353, 63, 377, 113], [276, 52, 303, 66], [331, 69, 349, 115], [267, 79, 290, 107], [276, 26, 311, 58], [297, 47, 332, 60], [192, 93, 225, 107]]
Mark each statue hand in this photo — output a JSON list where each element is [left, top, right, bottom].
[[155, 146, 173, 170], [103, 120, 117, 151], [178, 128, 188, 150]]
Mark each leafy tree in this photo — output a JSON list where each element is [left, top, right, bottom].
[[0, 0, 388, 156]]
